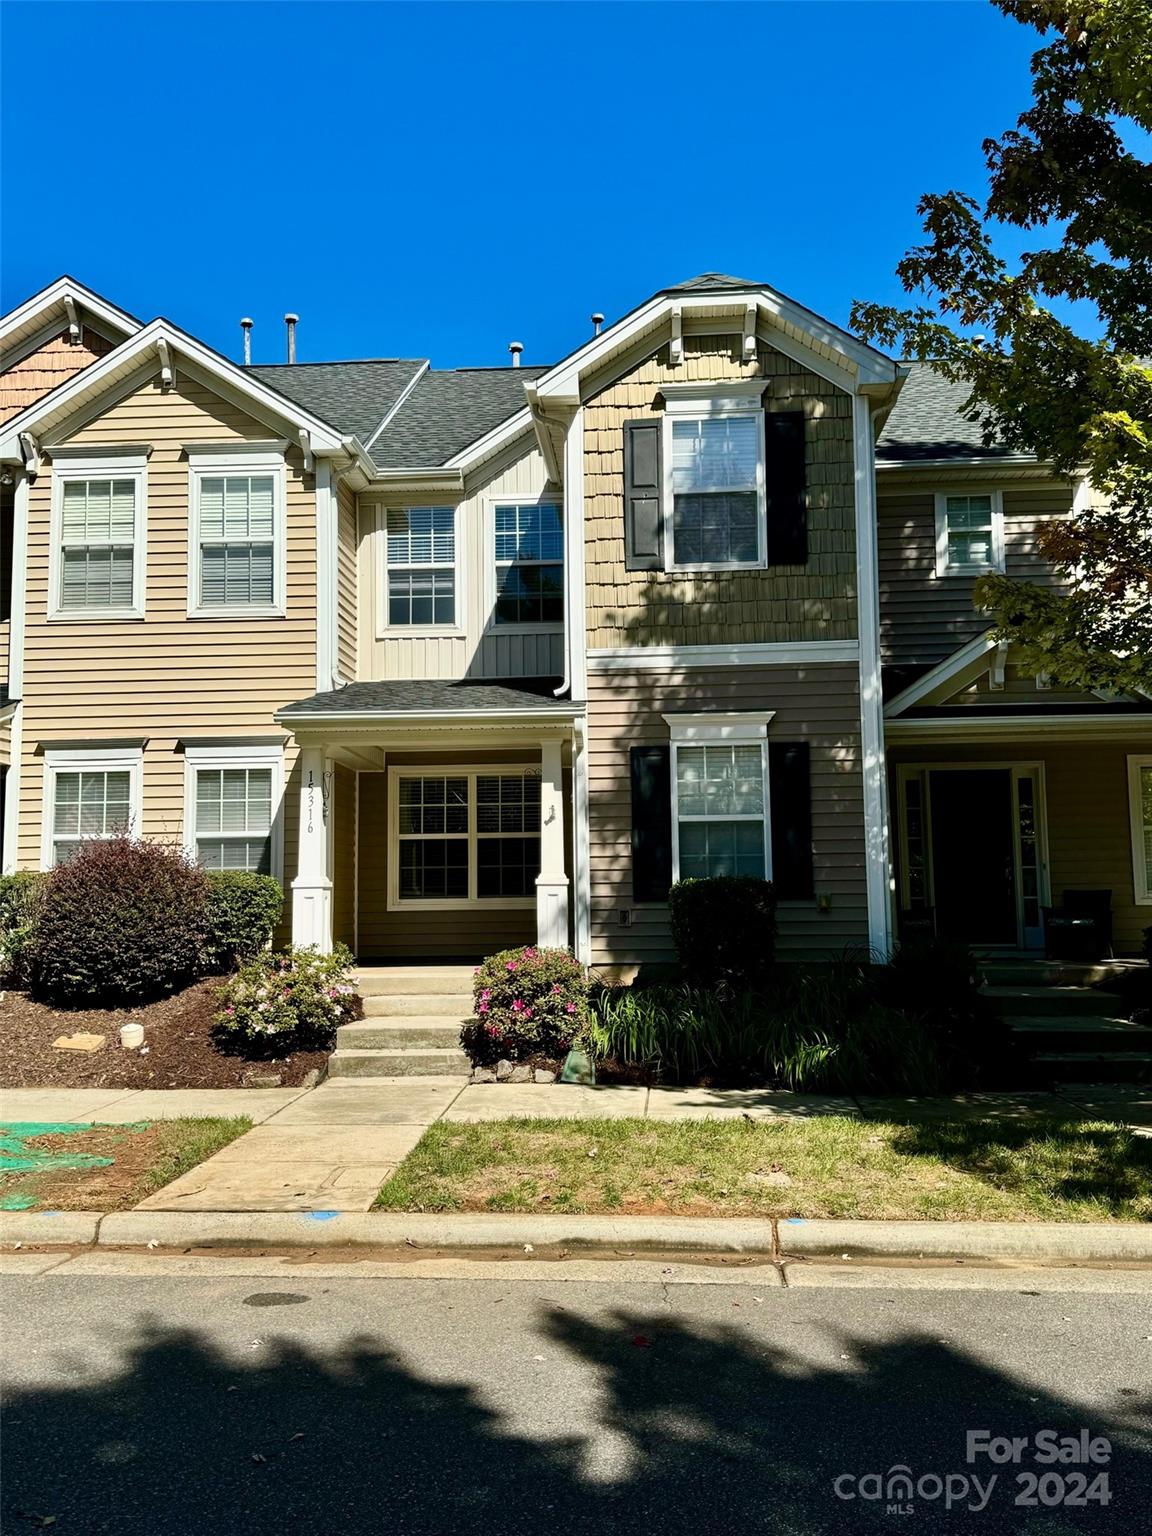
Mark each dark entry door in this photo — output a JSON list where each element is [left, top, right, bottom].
[[929, 769, 1017, 946]]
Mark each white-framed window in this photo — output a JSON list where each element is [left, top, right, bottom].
[[187, 448, 287, 617], [492, 500, 564, 627], [934, 490, 1005, 577], [183, 745, 284, 879], [1128, 755, 1152, 904], [384, 506, 459, 630], [664, 712, 774, 883], [387, 765, 541, 909], [663, 383, 767, 571], [49, 453, 147, 619], [42, 746, 143, 868]]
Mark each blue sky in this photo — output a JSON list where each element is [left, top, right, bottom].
[[2, 1, 1045, 368]]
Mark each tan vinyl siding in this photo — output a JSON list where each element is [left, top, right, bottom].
[[359, 441, 563, 682], [878, 476, 1072, 667], [587, 664, 867, 972], [889, 738, 1152, 954], [336, 479, 358, 681], [15, 374, 317, 886], [355, 750, 567, 959], [332, 762, 356, 949], [584, 335, 857, 648], [0, 328, 115, 424]]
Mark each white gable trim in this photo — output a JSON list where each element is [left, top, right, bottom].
[[883, 631, 999, 718], [0, 276, 141, 364]]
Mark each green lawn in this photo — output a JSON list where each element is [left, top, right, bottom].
[[373, 1116, 1152, 1223]]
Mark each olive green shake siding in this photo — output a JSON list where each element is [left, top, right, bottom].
[[583, 334, 858, 648]]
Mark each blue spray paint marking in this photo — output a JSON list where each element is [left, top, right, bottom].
[[302, 1210, 340, 1221], [784, 1218, 807, 1224]]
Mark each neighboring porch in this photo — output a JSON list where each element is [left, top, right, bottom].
[[889, 734, 1152, 957], [274, 680, 582, 961]]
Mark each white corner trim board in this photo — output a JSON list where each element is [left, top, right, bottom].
[[587, 639, 859, 671]]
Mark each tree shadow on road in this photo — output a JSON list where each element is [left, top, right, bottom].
[[3, 1290, 1150, 1534]]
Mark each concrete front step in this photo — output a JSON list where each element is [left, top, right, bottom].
[[1030, 1052, 1152, 1084], [983, 986, 1123, 1017], [1007, 1015, 1152, 1052], [360, 992, 474, 1018], [353, 966, 476, 997], [329, 1047, 471, 1079], [337, 1019, 465, 1050], [979, 962, 1136, 988]]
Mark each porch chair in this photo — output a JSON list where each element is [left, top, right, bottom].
[[1042, 889, 1113, 962]]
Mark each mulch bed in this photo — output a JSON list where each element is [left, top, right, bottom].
[[0, 979, 330, 1089]]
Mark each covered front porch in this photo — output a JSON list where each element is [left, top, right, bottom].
[[275, 680, 583, 961]]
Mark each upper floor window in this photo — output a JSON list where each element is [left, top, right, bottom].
[[386, 506, 457, 628], [42, 746, 142, 868], [934, 491, 1005, 577], [188, 449, 286, 618], [183, 744, 283, 879], [50, 453, 147, 619], [663, 386, 767, 571], [493, 501, 563, 626]]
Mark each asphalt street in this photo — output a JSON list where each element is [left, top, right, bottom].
[[2, 1258, 1150, 1534]]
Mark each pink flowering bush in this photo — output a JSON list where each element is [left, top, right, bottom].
[[461, 945, 589, 1065], [214, 943, 360, 1052]]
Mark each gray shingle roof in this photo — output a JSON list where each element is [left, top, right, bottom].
[[248, 359, 425, 444], [877, 363, 1016, 462], [665, 273, 765, 292], [279, 678, 571, 717], [370, 366, 550, 469]]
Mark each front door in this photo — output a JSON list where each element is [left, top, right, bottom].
[[928, 768, 1017, 946]]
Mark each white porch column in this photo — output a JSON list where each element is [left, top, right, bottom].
[[291, 745, 333, 952], [536, 736, 570, 949]]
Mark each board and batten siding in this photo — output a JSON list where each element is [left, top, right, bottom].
[[0, 329, 115, 425], [878, 476, 1072, 668], [358, 440, 564, 682], [586, 664, 867, 973], [337, 479, 358, 681], [14, 374, 318, 899], [583, 335, 858, 649], [889, 737, 1152, 953], [355, 749, 572, 959]]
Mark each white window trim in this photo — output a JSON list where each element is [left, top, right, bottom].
[[377, 503, 465, 639], [933, 488, 1005, 578], [1127, 755, 1152, 905], [662, 387, 768, 574], [663, 712, 775, 884], [41, 745, 143, 870], [484, 493, 565, 636], [386, 763, 540, 911], [48, 453, 148, 621], [182, 743, 285, 882], [187, 447, 288, 619]]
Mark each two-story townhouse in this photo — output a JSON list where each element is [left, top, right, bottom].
[[1, 273, 1148, 971]]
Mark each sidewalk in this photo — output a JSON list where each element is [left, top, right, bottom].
[[3, 1078, 1151, 1215]]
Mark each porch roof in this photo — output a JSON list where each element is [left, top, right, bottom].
[[275, 677, 581, 728]]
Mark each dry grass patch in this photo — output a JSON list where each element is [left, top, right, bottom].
[[374, 1116, 1152, 1222]]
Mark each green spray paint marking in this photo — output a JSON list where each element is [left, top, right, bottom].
[[0, 1121, 153, 1208]]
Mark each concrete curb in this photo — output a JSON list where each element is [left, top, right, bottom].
[[3, 1209, 1151, 1263]]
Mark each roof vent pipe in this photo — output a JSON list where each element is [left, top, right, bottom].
[[240, 317, 253, 366], [508, 341, 523, 368], [284, 312, 299, 364], [591, 312, 604, 336]]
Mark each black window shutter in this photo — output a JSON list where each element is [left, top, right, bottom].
[[623, 419, 663, 571], [764, 410, 807, 566], [630, 744, 673, 902], [769, 741, 814, 899]]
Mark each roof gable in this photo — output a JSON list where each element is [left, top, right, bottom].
[[0, 276, 140, 369]]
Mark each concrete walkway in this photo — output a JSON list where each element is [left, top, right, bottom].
[[4, 1078, 1151, 1215]]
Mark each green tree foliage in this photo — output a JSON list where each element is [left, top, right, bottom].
[[852, 0, 1152, 691]]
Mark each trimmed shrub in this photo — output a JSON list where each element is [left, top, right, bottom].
[[0, 871, 46, 986], [27, 836, 209, 1006], [214, 944, 359, 1051], [669, 876, 777, 989], [461, 945, 589, 1065], [203, 872, 283, 971]]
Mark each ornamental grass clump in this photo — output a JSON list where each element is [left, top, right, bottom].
[[461, 945, 589, 1065], [214, 944, 359, 1051]]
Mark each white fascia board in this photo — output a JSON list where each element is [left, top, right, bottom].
[[441, 406, 536, 473], [0, 276, 141, 357], [885, 713, 1152, 743], [275, 706, 584, 728], [883, 631, 998, 718], [0, 318, 345, 461], [362, 466, 465, 495], [876, 454, 1044, 474]]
